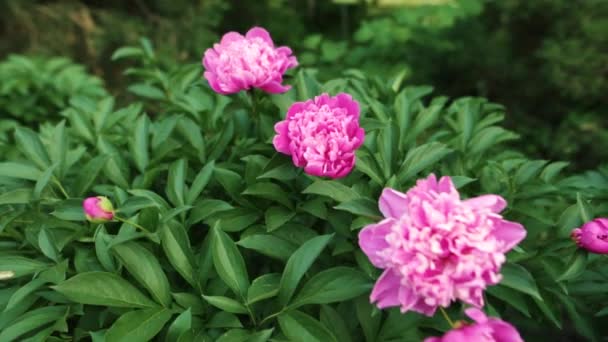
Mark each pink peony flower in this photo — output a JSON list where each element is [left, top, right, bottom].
[[83, 196, 114, 223], [358, 174, 526, 316], [424, 308, 524, 342], [273, 93, 365, 178], [202, 27, 298, 94], [571, 218, 608, 254]]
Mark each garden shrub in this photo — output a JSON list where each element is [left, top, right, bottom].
[[0, 34, 607, 342]]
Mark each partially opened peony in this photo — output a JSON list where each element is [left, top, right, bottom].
[[424, 308, 524, 342], [273, 93, 364, 178], [358, 174, 526, 316], [202, 27, 298, 94], [571, 218, 608, 254], [83, 196, 114, 223]]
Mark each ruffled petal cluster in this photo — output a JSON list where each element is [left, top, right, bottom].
[[202, 27, 298, 94], [424, 308, 524, 342], [571, 218, 608, 254], [359, 174, 526, 316], [273, 93, 365, 178]]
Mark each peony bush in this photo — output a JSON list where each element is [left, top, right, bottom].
[[0, 27, 607, 341]]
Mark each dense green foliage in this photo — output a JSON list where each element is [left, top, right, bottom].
[[1, 0, 606, 169], [0, 37, 607, 340]]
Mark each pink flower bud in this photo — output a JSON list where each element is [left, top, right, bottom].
[[273, 93, 365, 179], [202, 27, 298, 95], [83, 196, 114, 223], [571, 218, 608, 254], [425, 308, 523, 342]]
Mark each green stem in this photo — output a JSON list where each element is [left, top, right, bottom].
[[439, 307, 455, 328], [114, 216, 152, 234], [260, 309, 285, 326], [246, 303, 258, 327], [53, 178, 70, 198]]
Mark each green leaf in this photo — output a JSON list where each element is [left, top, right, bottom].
[[49, 120, 67, 178], [14, 127, 51, 169], [95, 225, 117, 272], [243, 182, 292, 208], [247, 273, 281, 305], [177, 117, 206, 160], [128, 83, 165, 100], [278, 234, 333, 305], [0, 162, 41, 181], [50, 199, 85, 221], [208, 120, 234, 161], [72, 155, 109, 196], [4, 279, 46, 312], [186, 161, 215, 205], [38, 228, 59, 262], [500, 263, 542, 301], [334, 198, 381, 218], [211, 224, 250, 298], [0, 306, 67, 342], [576, 192, 593, 223], [320, 305, 352, 342], [278, 310, 337, 342], [131, 115, 150, 173], [302, 181, 360, 203], [202, 295, 248, 314], [159, 223, 195, 286], [166, 309, 192, 342], [0, 256, 48, 278], [188, 199, 233, 225], [237, 235, 296, 261], [209, 208, 260, 232], [52, 272, 157, 308], [557, 249, 588, 282], [0, 188, 32, 205], [214, 167, 243, 199], [111, 46, 143, 60], [398, 142, 452, 183], [486, 285, 530, 317], [33, 164, 57, 199], [265, 206, 295, 232], [112, 242, 172, 307], [291, 267, 372, 308], [167, 159, 186, 207], [105, 308, 173, 342]]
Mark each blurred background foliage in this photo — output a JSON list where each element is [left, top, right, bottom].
[[0, 0, 606, 170]]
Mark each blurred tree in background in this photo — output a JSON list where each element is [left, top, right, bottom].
[[1, 0, 606, 169]]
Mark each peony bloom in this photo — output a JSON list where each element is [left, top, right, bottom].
[[571, 218, 608, 254], [424, 308, 524, 342], [202, 27, 298, 94], [83, 196, 114, 223], [358, 174, 526, 316], [273, 93, 364, 178]]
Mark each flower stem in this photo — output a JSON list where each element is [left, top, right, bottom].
[[53, 178, 70, 198], [260, 309, 285, 326], [440, 307, 455, 328], [114, 216, 151, 234]]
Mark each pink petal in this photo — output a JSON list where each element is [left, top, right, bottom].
[[370, 270, 401, 308], [220, 32, 244, 45], [494, 220, 527, 252], [465, 308, 488, 323], [464, 194, 507, 213], [358, 219, 393, 267], [379, 188, 408, 219], [489, 320, 524, 342], [245, 27, 274, 45], [259, 81, 291, 94]]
